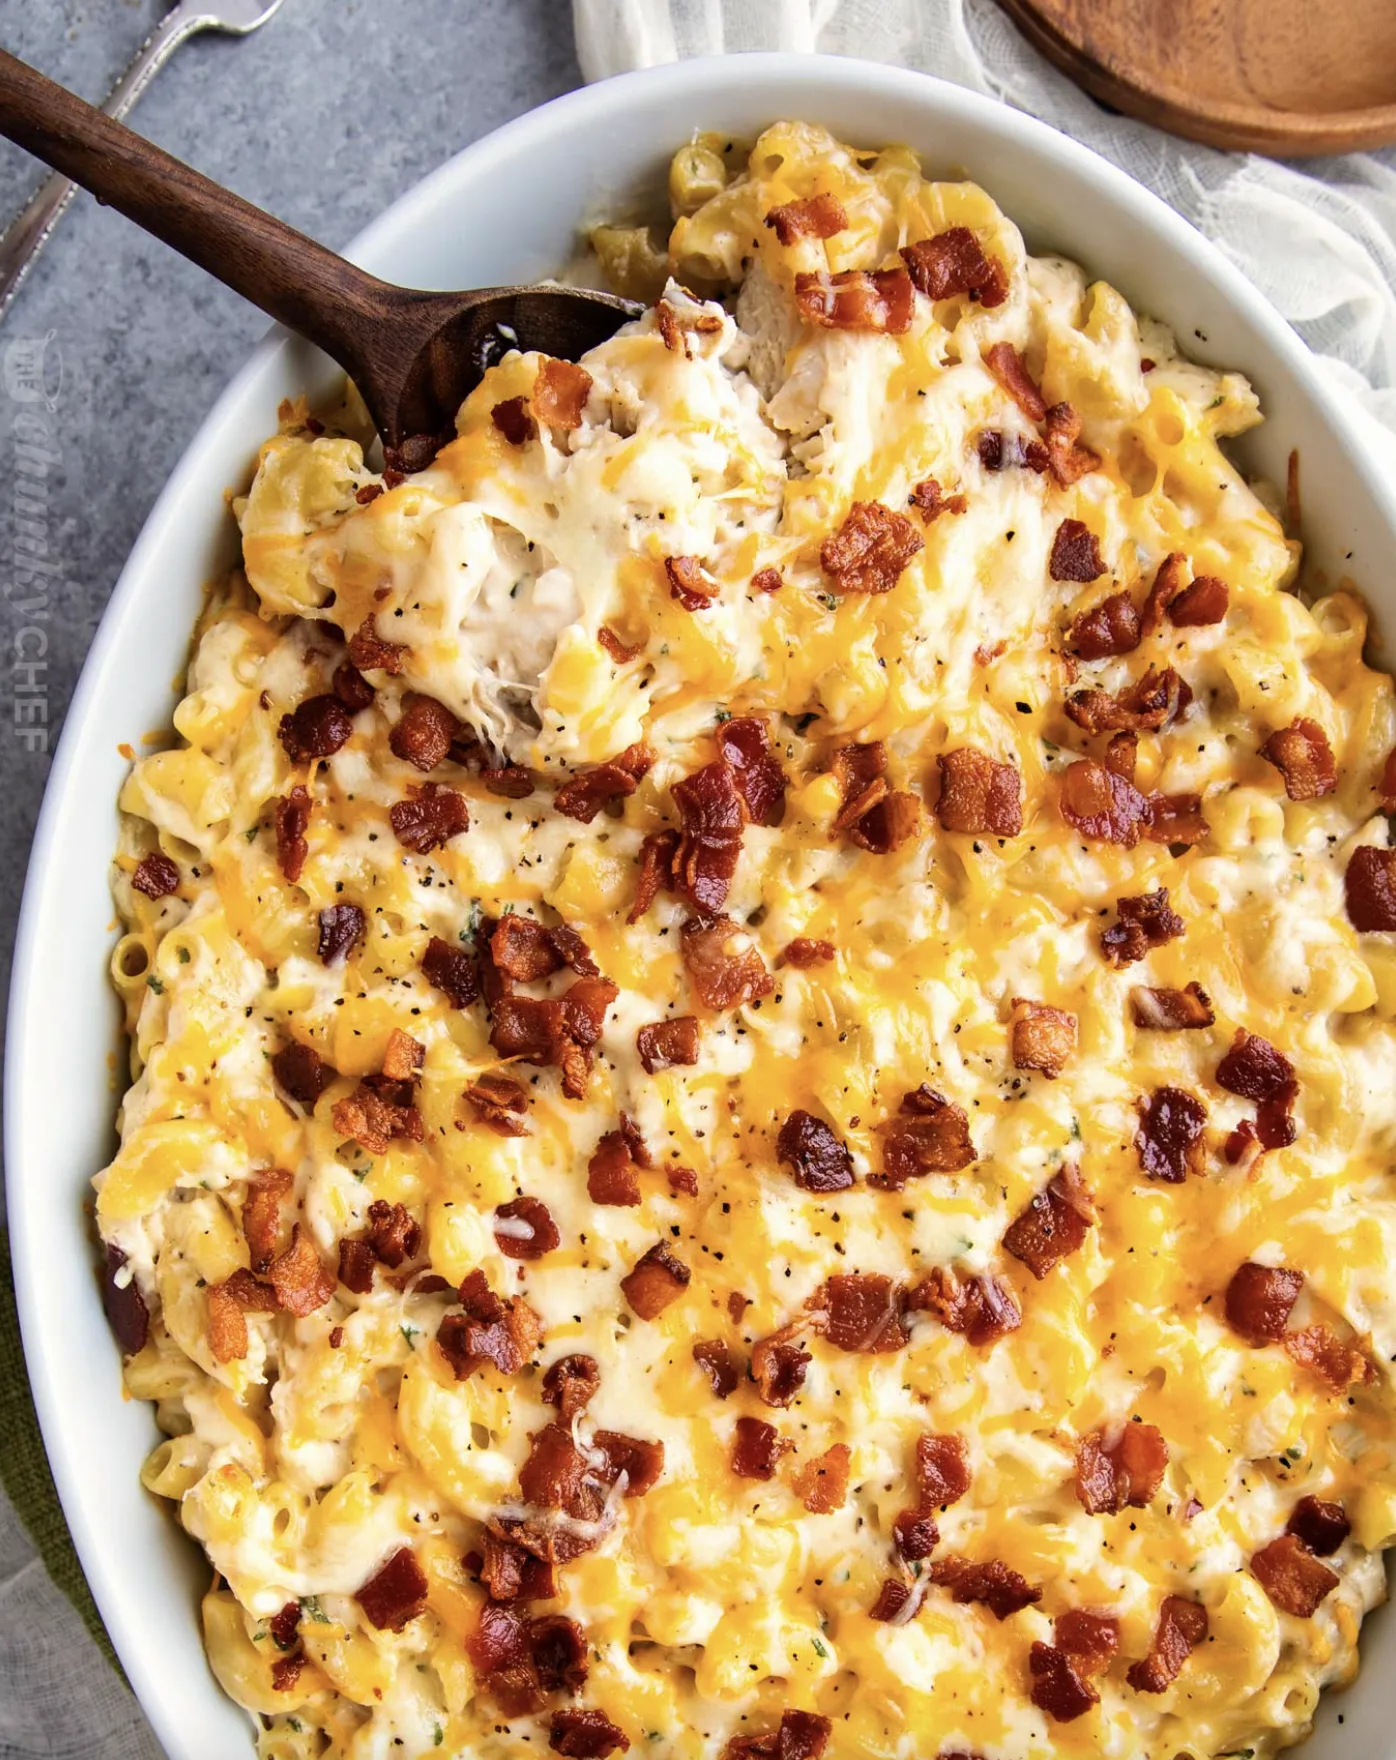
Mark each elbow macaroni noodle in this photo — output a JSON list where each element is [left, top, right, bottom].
[[97, 122, 1396, 1758]]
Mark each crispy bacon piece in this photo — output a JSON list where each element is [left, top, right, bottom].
[[533, 359, 593, 429], [479, 1529, 558, 1604], [627, 829, 679, 924], [279, 694, 353, 765], [634, 1015, 700, 1076], [540, 1354, 600, 1424], [492, 396, 535, 445], [1056, 1610, 1120, 1674], [751, 566, 783, 594], [1287, 1496, 1350, 1556], [665, 554, 719, 611], [1135, 1086, 1207, 1182], [101, 1245, 149, 1356], [1050, 519, 1105, 583], [1346, 844, 1396, 931], [983, 342, 1046, 422], [680, 914, 774, 1011], [692, 1338, 740, 1399], [765, 193, 847, 244], [390, 694, 461, 772], [621, 1242, 691, 1320], [718, 716, 787, 827], [1149, 791, 1209, 851], [722, 1712, 832, 1760], [269, 1602, 300, 1651], [869, 1577, 920, 1622], [776, 1110, 855, 1193], [1261, 717, 1337, 801], [588, 1129, 642, 1206], [978, 429, 1048, 473], [936, 746, 1023, 837], [207, 1269, 279, 1362], [1059, 760, 1150, 847], [781, 937, 836, 968], [1009, 999, 1077, 1079], [357, 1547, 429, 1631], [131, 851, 179, 899], [1140, 552, 1187, 636], [337, 1237, 375, 1294], [348, 619, 407, 676], [793, 1442, 851, 1513], [274, 784, 311, 882], [1070, 591, 1141, 660], [364, 1199, 420, 1270], [1252, 1533, 1338, 1616], [876, 1085, 976, 1187], [317, 902, 365, 965], [930, 1555, 1041, 1619], [553, 742, 654, 824], [438, 1272, 544, 1379], [1101, 888, 1184, 966], [491, 914, 596, 983], [469, 1605, 588, 1716], [901, 227, 1008, 306], [463, 1071, 530, 1136], [1043, 401, 1100, 486], [1167, 573, 1229, 627], [1217, 1030, 1294, 1102], [333, 658, 375, 711], [390, 782, 469, 853], [819, 1273, 907, 1353], [672, 760, 746, 911], [751, 1331, 813, 1407], [242, 1167, 293, 1273], [1285, 1324, 1373, 1393], [422, 934, 479, 1008], [1105, 729, 1138, 782], [907, 1266, 1021, 1346], [597, 625, 641, 664], [794, 268, 915, 333], [910, 477, 968, 521], [1065, 665, 1192, 734], [267, 1227, 336, 1316], [494, 1196, 560, 1261], [1003, 1166, 1094, 1278], [1130, 982, 1214, 1030], [588, 1429, 664, 1499], [1029, 1644, 1097, 1722], [731, 1415, 794, 1480], [1224, 1261, 1304, 1345], [915, 1433, 971, 1507], [549, 1709, 629, 1758], [332, 1082, 423, 1156], [820, 501, 924, 595], [893, 1509, 939, 1561], [1075, 1421, 1168, 1514], [379, 1029, 423, 1083], [1126, 1596, 1207, 1693], [655, 299, 724, 356], [272, 1039, 335, 1105]]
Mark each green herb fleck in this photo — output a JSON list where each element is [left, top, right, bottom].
[[401, 1324, 419, 1349], [811, 1636, 829, 1658], [245, 824, 260, 842], [147, 975, 164, 994], [299, 1596, 329, 1623]]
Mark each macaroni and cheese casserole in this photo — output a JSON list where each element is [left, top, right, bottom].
[[97, 123, 1396, 1760]]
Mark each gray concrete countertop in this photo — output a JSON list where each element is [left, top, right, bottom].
[[0, 0, 581, 1053]]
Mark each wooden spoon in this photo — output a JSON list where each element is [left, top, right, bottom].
[[993, 0, 1396, 156], [0, 48, 641, 468]]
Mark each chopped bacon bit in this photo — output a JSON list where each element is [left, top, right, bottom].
[[722, 1712, 832, 1760], [438, 1274, 544, 1379], [533, 359, 593, 429], [1050, 519, 1105, 582], [483, 764, 536, 799], [1066, 665, 1193, 734], [876, 1085, 976, 1186], [776, 1110, 855, 1193], [672, 759, 746, 911], [1260, 717, 1337, 801], [731, 1415, 794, 1480], [241, 1167, 293, 1273], [357, 1546, 429, 1631], [1070, 591, 1141, 660], [1138, 552, 1185, 636], [751, 566, 783, 594], [463, 1071, 530, 1136], [269, 1601, 300, 1651], [1009, 998, 1077, 1079], [492, 397, 535, 445], [718, 716, 787, 826], [1126, 1595, 1207, 1692], [267, 1227, 336, 1316], [936, 745, 1023, 838], [655, 300, 724, 356], [775, 937, 834, 974], [274, 784, 311, 882], [665, 554, 719, 611], [355, 482, 383, 506], [680, 914, 774, 1011], [728, 1291, 752, 1323], [869, 1577, 917, 1622], [893, 1509, 939, 1561], [794, 268, 915, 333], [1043, 401, 1101, 486], [390, 781, 469, 853], [597, 625, 641, 664], [667, 1165, 698, 1195], [279, 694, 353, 766], [364, 1199, 420, 1269], [1252, 1533, 1338, 1617], [390, 694, 461, 772], [1029, 1644, 1097, 1722], [983, 341, 1046, 422], [1285, 1324, 1373, 1393], [1288, 1496, 1350, 1556], [820, 1272, 907, 1353], [1104, 731, 1138, 782], [765, 193, 848, 244], [422, 934, 479, 1008], [592, 1429, 664, 1497], [494, 1196, 560, 1261], [1168, 573, 1229, 626], [1225, 1261, 1304, 1345], [333, 658, 375, 712], [930, 1555, 1041, 1619], [751, 1333, 812, 1407], [1055, 1610, 1120, 1673], [317, 902, 365, 965], [1147, 790, 1211, 846], [901, 227, 1008, 306], [1129, 982, 1214, 1031], [468, 1606, 588, 1714], [491, 914, 596, 983], [910, 477, 968, 520], [1225, 1118, 1260, 1165], [269, 1653, 304, 1693], [635, 1015, 700, 1076], [978, 429, 1048, 473], [830, 739, 916, 854], [692, 1338, 739, 1398], [1059, 760, 1150, 847], [131, 852, 179, 899], [101, 1245, 149, 1356], [337, 1237, 375, 1294], [379, 1029, 424, 1084], [549, 1709, 629, 1758], [588, 1130, 642, 1206], [1003, 1165, 1094, 1278], [206, 1279, 251, 1362], [1075, 1421, 1169, 1514], [536, 1356, 598, 1426], [554, 742, 654, 824], [907, 1266, 1021, 1346], [1217, 1030, 1294, 1102], [793, 1442, 851, 1513], [820, 500, 924, 595], [915, 1433, 971, 1507], [272, 1039, 335, 1105], [1101, 888, 1184, 966], [1135, 1086, 1207, 1182], [621, 1242, 691, 1320], [1346, 844, 1396, 931], [479, 1529, 558, 1604], [627, 829, 679, 925], [347, 619, 407, 676]]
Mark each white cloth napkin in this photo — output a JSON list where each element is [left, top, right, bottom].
[[573, 0, 1396, 465]]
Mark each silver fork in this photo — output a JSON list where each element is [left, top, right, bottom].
[[0, 0, 285, 319]]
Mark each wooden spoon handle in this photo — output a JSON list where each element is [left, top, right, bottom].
[[0, 46, 388, 371]]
